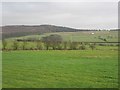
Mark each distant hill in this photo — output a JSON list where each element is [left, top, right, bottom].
[[1, 24, 119, 39], [2, 25, 84, 39]]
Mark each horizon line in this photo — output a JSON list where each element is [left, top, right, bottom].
[[0, 24, 119, 30]]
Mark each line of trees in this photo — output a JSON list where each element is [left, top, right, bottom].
[[2, 34, 97, 51]]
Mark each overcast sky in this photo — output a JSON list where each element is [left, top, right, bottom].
[[2, 2, 118, 29]]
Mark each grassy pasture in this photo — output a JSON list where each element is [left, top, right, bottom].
[[3, 49, 118, 88], [2, 31, 118, 88], [0, 51, 1, 89], [10, 31, 118, 42]]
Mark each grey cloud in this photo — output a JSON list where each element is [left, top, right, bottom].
[[2, 2, 118, 29]]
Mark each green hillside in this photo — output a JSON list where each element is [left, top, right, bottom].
[[10, 31, 118, 42]]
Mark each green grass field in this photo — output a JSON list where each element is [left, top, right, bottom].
[[10, 31, 118, 42], [3, 49, 118, 88], [2, 31, 118, 88], [0, 51, 1, 89]]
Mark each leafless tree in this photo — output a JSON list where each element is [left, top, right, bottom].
[[2, 40, 7, 50]]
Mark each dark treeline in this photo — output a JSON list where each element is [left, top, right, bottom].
[[2, 41, 96, 51], [2, 34, 91, 50], [2, 40, 119, 51]]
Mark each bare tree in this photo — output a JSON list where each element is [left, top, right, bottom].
[[36, 41, 43, 50], [79, 42, 86, 50], [13, 40, 19, 50], [63, 41, 68, 50], [41, 34, 63, 50], [69, 42, 79, 50], [89, 43, 96, 50], [2, 40, 7, 50], [22, 41, 27, 50]]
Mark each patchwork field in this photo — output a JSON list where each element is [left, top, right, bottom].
[[10, 31, 118, 42], [2, 31, 118, 50], [2, 30, 119, 88], [3, 49, 118, 88]]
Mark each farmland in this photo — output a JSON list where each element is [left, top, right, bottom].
[[11, 31, 118, 42], [1, 2, 119, 88], [1, 31, 118, 50], [2, 49, 118, 88], [2, 30, 119, 88]]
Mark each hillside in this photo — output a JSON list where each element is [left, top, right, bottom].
[[2, 25, 84, 39], [2, 25, 119, 39]]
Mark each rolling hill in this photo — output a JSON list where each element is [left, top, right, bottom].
[[2, 24, 119, 39], [2, 25, 83, 39]]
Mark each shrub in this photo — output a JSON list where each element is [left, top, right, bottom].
[[89, 43, 96, 50], [79, 42, 86, 50]]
